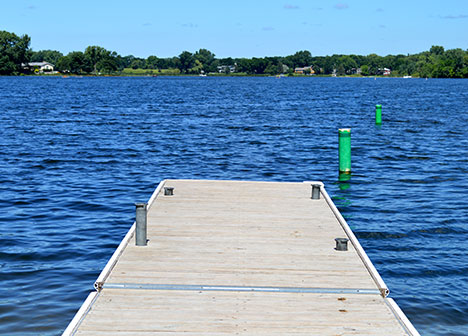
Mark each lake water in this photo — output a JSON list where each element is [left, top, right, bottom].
[[0, 76, 467, 335]]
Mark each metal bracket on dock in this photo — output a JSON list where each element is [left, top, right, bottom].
[[164, 187, 174, 196]]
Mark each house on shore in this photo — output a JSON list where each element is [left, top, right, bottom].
[[217, 65, 236, 73], [22, 62, 55, 73], [294, 66, 315, 74], [377, 67, 391, 76]]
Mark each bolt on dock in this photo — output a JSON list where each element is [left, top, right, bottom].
[[63, 179, 420, 335]]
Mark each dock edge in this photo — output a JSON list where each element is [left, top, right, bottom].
[[62, 292, 99, 336], [303, 181, 390, 297], [386, 298, 421, 336], [62, 180, 166, 336], [94, 180, 166, 291]]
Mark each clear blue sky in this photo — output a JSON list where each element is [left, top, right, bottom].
[[1, 0, 467, 58]]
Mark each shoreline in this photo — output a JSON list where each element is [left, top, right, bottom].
[[4, 73, 433, 79]]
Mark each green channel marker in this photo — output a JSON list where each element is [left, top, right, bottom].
[[375, 104, 382, 124], [339, 128, 351, 174]]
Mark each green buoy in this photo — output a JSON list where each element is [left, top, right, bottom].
[[375, 104, 382, 124], [339, 128, 351, 174]]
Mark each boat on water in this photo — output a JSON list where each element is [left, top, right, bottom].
[[403, 75, 412, 78]]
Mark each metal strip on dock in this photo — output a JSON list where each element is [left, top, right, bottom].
[[102, 283, 382, 295]]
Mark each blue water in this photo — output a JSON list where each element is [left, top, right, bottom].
[[0, 76, 467, 335]]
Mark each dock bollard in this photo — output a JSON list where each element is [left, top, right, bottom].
[[338, 128, 351, 174], [135, 203, 147, 246], [375, 104, 382, 125], [335, 238, 349, 251], [164, 187, 174, 196], [311, 184, 321, 199]]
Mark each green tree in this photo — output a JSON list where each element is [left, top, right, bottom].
[[365, 53, 382, 75], [462, 54, 468, 78], [146, 55, 159, 69], [130, 58, 146, 69], [418, 63, 433, 78], [56, 56, 71, 73], [169, 57, 181, 69], [189, 59, 203, 74], [0, 30, 31, 75], [430, 45, 444, 55], [67, 51, 87, 74], [443, 48, 465, 77], [194, 48, 215, 72], [178, 51, 194, 73], [121, 55, 136, 68], [338, 55, 357, 74], [312, 64, 322, 74], [56, 52, 89, 74], [218, 57, 234, 66], [84, 46, 117, 73], [30, 50, 63, 65], [250, 57, 269, 74], [288, 50, 312, 67], [96, 52, 118, 74], [360, 65, 369, 76], [264, 63, 277, 75], [236, 58, 252, 73]]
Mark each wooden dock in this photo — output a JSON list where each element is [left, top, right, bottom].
[[63, 179, 420, 335]]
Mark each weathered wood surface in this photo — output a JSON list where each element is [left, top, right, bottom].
[[68, 180, 415, 335], [76, 289, 407, 335], [107, 180, 377, 289]]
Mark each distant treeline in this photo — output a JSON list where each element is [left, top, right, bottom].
[[1, 30, 467, 77]]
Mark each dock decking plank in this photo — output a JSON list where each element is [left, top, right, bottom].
[[75, 289, 407, 335]]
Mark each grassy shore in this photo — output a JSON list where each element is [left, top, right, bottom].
[[120, 68, 181, 76], [22, 69, 421, 78]]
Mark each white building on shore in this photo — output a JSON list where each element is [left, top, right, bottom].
[[22, 62, 55, 73]]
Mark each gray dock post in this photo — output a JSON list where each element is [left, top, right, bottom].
[[335, 238, 349, 251], [135, 203, 147, 246], [311, 184, 321, 199]]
